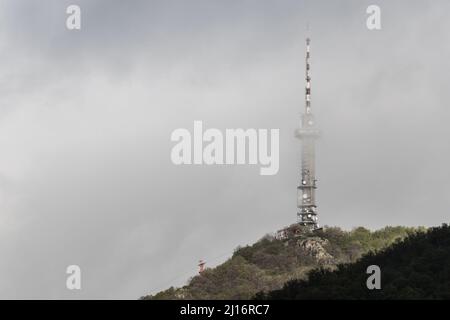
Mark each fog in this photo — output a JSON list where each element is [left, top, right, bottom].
[[0, 0, 449, 299]]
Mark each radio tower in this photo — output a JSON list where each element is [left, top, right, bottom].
[[295, 37, 320, 230]]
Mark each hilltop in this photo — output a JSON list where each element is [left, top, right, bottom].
[[258, 224, 450, 299], [142, 225, 423, 300]]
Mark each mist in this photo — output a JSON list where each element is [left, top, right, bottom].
[[0, 0, 449, 299]]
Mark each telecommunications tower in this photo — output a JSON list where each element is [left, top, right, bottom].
[[295, 37, 320, 230]]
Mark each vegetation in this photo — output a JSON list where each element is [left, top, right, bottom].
[[257, 224, 450, 299], [143, 225, 423, 300]]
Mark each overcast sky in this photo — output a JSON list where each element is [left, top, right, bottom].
[[0, 0, 449, 299]]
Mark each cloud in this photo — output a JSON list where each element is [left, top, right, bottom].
[[0, 0, 449, 298]]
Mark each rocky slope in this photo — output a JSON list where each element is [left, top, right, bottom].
[[258, 224, 450, 299]]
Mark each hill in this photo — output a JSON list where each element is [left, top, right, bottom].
[[257, 224, 450, 299], [142, 225, 423, 300]]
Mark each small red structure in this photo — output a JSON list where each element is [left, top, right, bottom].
[[198, 260, 206, 274]]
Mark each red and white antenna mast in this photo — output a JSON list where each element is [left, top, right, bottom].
[[295, 32, 321, 231], [305, 36, 312, 115]]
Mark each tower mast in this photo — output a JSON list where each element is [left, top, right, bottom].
[[296, 37, 320, 230]]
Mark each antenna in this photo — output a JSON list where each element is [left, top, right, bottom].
[[305, 37, 311, 114], [295, 33, 320, 231]]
